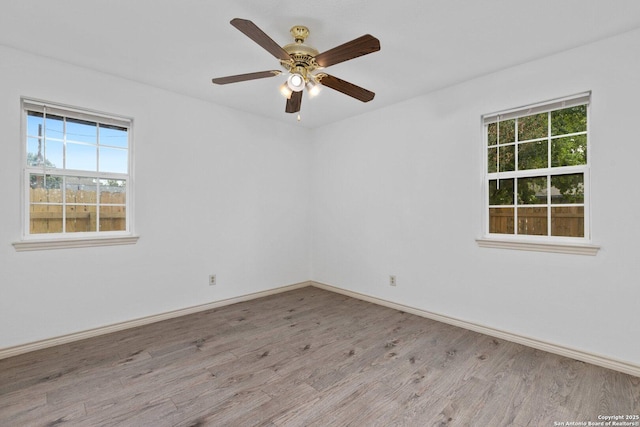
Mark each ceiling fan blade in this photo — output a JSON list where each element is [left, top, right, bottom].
[[212, 70, 281, 85], [230, 18, 291, 61], [318, 74, 375, 102], [314, 34, 380, 68], [285, 91, 303, 113]]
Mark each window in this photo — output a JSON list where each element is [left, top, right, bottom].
[[479, 93, 598, 254], [17, 99, 136, 250]]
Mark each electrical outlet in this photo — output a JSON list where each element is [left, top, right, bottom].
[[389, 275, 396, 286], [209, 274, 216, 286]]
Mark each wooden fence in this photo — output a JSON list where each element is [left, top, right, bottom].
[[29, 188, 125, 234], [490, 206, 584, 237]]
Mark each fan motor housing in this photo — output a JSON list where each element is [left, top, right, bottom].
[[280, 26, 320, 75]]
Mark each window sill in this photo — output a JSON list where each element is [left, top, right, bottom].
[[476, 238, 600, 256], [13, 235, 139, 252]]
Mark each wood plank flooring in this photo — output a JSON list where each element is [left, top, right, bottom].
[[1, 286, 638, 426]]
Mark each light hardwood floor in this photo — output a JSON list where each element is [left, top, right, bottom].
[[1, 286, 638, 426]]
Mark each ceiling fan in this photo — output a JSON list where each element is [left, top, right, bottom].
[[212, 18, 381, 116]]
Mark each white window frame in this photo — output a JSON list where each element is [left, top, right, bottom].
[[476, 92, 600, 255], [13, 99, 138, 251]]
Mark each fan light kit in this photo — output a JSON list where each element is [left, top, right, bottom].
[[306, 79, 320, 97], [212, 18, 381, 117], [287, 73, 305, 92]]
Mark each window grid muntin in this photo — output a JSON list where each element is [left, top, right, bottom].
[[485, 99, 589, 240], [23, 100, 131, 238]]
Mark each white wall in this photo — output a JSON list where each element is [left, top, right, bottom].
[[0, 46, 312, 349], [311, 28, 640, 365]]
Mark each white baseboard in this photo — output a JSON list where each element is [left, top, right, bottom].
[[0, 281, 311, 360], [310, 281, 640, 378]]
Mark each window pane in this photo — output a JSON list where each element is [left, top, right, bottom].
[[518, 206, 547, 235], [45, 114, 64, 140], [100, 124, 128, 148], [499, 145, 515, 172], [100, 206, 126, 231], [488, 147, 497, 172], [30, 204, 63, 234], [551, 105, 587, 136], [551, 206, 584, 237], [27, 111, 44, 137], [489, 179, 514, 205], [29, 174, 63, 234], [65, 176, 97, 204], [487, 120, 516, 145], [487, 123, 497, 146], [66, 142, 97, 171], [44, 139, 63, 169], [551, 135, 587, 167], [99, 179, 126, 204], [550, 174, 584, 204], [488, 146, 515, 173], [518, 112, 548, 141], [518, 141, 548, 170], [66, 118, 97, 143], [30, 174, 62, 199], [66, 205, 96, 233], [27, 137, 43, 166], [498, 119, 515, 144], [99, 146, 128, 173], [517, 176, 547, 205], [489, 207, 514, 234]]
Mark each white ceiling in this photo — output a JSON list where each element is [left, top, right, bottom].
[[2, 0, 640, 128]]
